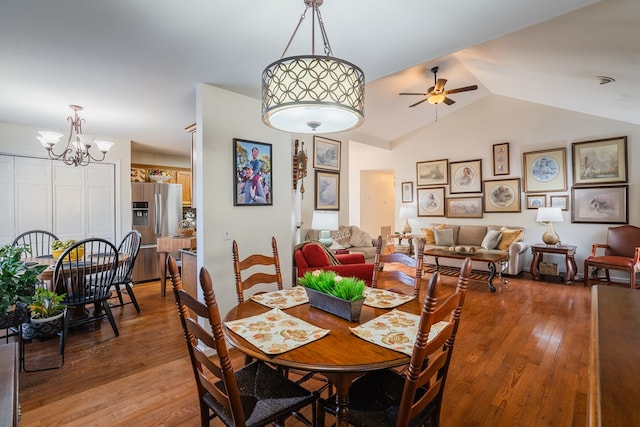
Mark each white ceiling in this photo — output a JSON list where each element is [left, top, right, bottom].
[[1, 0, 638, 157]]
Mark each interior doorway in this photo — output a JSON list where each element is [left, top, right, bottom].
[[359, 170, 395, 241]]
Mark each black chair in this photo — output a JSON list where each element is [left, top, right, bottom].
[[323, 258, 471, 427], [53, 238, 120, 340], [12, 230, 59, 257], [110, 230, 142, 312], [167, 256, 321, 427]]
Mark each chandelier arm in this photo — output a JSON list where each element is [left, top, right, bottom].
[[314, 5, 333, 56], [280, 6, 310, 58]]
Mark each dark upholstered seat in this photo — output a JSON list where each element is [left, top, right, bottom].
[[584, 225, 640, 289], [294, 242, 374, 286]]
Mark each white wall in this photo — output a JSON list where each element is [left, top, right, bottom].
[[351, 94, 640, 280]]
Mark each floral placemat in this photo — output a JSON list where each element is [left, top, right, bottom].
[[349, 309, 448, 356], [363, 288, 415, 308], [250, 286, 309, 309], [224, 308, 329, 354]]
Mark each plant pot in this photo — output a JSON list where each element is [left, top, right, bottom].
[[22, 310, 65, 340], [304, 287, 365, 322], [0, 302, 30, 329], [52, 247, 84, 261]]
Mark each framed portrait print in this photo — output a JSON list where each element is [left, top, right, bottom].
[[523, 148, 567, 193], [417, 187, 446, 217], [572, 136, 627, 186], [416, 159, 448, 187], [446, 197, 483, 218], [550, 195, 569, 211], [401, 181, 414, 203], [313, 136, 341, 171], [315, 171, 340, 210], [493, 142, 510, 175], [526, 194, 546, 209], [233, 138, 272, 206], [483, 178, 521, 213], [571, 185, 628, 224], [449, 159, 482, 194]]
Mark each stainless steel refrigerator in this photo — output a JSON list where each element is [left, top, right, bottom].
[[131, 182, 182, 282]]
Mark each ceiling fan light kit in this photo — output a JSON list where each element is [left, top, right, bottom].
[[261, 0, 365, 134]]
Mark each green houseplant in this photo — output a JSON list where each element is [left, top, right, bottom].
[[0, 244, 47, 329], [299, 270, 366, 322], [22, 287, 67, 340]]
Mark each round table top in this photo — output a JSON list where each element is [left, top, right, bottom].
[[26, 253, 128, 282]]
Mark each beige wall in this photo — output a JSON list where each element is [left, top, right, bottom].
[[359, 169, 395, 238]]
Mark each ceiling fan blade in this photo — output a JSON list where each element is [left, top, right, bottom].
[[435, 78, 447, 92], [399, 92, 428, 96], [443, 97, 456, 105], [443, 85, 478, 95], [427, 86, 434, 95], [408, 98, 429, 108]]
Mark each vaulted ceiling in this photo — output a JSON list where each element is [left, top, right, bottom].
[[1, 0, 638, 157]]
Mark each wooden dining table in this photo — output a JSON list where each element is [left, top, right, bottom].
[[27, 252, 129, 283], [223, 287, 422, 426]]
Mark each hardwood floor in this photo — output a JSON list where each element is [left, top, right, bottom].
[[18, 274, 594, 426]]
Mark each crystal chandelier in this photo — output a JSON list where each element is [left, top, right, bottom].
[[38, 105, 114, 167], [262, 0, 365, 134]]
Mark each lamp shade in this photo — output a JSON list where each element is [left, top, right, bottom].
[[311, 211, 339, 231], [536, 207, 563, 223], [398, 206, 413, 219]]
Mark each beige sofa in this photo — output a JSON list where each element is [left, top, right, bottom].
[[306, 225, 380, 263], [413, 223, 528, 276]]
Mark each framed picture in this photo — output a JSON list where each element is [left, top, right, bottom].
[[446, 197, 483, 218], [315, 171, 340, 210], [493, 142, 510, 175], [572, 136, 627, 186], [417, 187, 446, 217], [401, 181, 413, 203], [483, 178, 521, 213], [449, 159, 482, 194], [416, 159, 448, 187], [313, 136, 341, 171], [523, 148, 567, 193], [571, 185, 628, 224], [526, 194, 546, 209], [233, 138, 272, 206], [550, 195, 569, 211]]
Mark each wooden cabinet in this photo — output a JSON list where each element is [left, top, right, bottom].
[[176, 171, 192, 206], [131, 163, 192, 207]]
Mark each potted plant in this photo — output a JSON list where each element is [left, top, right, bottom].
[[51, 239, 81, 260], [0, 244, 47, 329], [21, 287, 67, 340], [299, 270, 366, 322]]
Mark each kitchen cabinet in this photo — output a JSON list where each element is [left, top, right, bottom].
[[131, 163, 192, 207], [177, 171, 192, 206]]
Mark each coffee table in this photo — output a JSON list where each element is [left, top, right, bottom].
[[423, 248, 507, 292]]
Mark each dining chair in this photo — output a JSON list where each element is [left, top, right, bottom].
[[167, 256, 321, 427], [53, 238, 120, 340], [109, 230, 142, 312], [231, 236, 283, 303], [372, 235, 425, 297], [12, 230, 59, 257], [584, 225, 640, 289], [323, 258, 471, 427]]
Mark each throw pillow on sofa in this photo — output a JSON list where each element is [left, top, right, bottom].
[[433, 228, 454, 246], [300, 244, 332, 267], [481, 230, 503, 249], [330, 225, 352, 248], [420, 224, 446, 245], [349, 226, 374, 247], [497, 228, 524, 251]]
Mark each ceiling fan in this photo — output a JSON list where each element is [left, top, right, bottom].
[[400, 66, 478, 108]]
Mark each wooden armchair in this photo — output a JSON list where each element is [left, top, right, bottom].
[[584, 225, 640, 289]]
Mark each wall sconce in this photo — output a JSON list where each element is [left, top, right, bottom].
[[293, 139, 308, 196]]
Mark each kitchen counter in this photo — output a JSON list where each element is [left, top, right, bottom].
[[158, 236, 196, 296]]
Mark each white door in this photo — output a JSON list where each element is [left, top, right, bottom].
[[0, 155, 15, 245], [14, 157, 52, 235], [52, 162, 86, 242], [86, 163, 116, 243]]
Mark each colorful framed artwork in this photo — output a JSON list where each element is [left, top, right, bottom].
[[449, 159, 482, 194], [315, 170, 340, 210], [493, 142, 510, 176], [313, 136, 341, 171], [526, 194, 546, 209], [550, 195, 569, 211], [483, 178, 521, 213], [571, 136, 627, 186], [416, 159, 448, 187], [446, 197, 483, 218], [417, 187, 446, 217], [571, 185, 628, 224], [523, 148, 567, 193], [401, 181, 413, 203], [233, 138, 272, 206]]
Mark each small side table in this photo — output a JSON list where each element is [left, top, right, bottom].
[[530, 243, 578, 284], [390, 234, 415, 255]]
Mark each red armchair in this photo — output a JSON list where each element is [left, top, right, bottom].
[[294, 242, 374, 286]]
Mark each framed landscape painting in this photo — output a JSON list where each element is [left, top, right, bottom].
[[446, 197, 483, 218], [416, 159, 448, 187], [313, 136, 341, 171], [315, 171, 340, 210], [449, 159, 482, 194], [523, 148, 567, 193], [572, 136, 627, 186], [571, 185, 627, 224], [526, 194, 546, 209], [483, 178, 521, 213], [550, 195, 569, 211], [417, 187, 446, 217]]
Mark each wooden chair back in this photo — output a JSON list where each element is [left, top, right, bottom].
[[12, 230, 59, 257], [232, 236, 283, 303], [396, 258, 470, 427], [372, 235, 424, 297], [605, 225, 640, 257], [585, 225, 640, 288]]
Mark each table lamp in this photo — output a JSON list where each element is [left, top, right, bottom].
[[536, 207, 563, 245], [311, 211, 339, 247], [399, 206, 413, 235]]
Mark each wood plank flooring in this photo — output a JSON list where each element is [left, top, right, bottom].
[[18, 273, 594, 426]]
